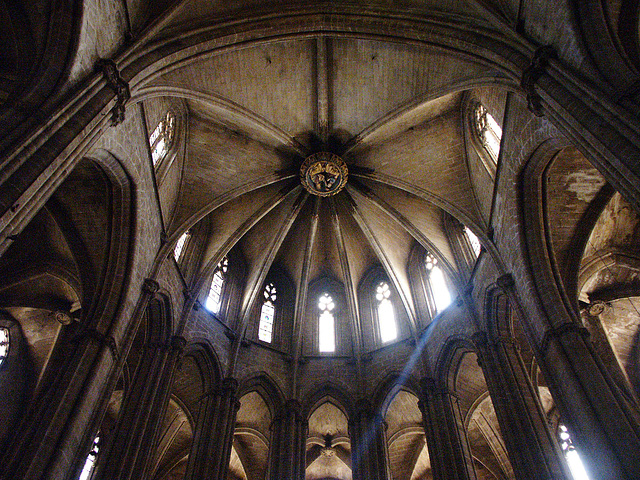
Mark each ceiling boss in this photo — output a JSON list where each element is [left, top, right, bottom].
[[300, 152, 348, 197]]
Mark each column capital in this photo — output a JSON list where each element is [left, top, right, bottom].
[[540, 322, 590, 355], [520, 45, 556, 116]]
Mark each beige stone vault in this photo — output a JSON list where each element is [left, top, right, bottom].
[[0, 1, 640, 480]]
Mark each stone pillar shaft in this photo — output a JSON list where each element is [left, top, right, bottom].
[[349, 400, 389, 480], [539, 324, 640, 480], [184, 378, 240, 480], [95, 335, 185, 480], [418, 378, 476, 480], [473, 333, 572, 480], [268, 400, 306, 480]]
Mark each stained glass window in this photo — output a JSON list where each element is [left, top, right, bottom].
[[258, 283, 277, 343], [318, 293, 335, 353], [206, 257, 228, 314], [149, 111, 175, 166], [474, 103, 502, 161], [174, 231, 190, 261], [376, 282, 397, 342]]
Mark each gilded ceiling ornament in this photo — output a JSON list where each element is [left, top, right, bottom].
[[300, 152, 348, 197]]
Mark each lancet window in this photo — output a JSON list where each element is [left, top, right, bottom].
[[149, 111, 175, 166], [318, 293, 336, 353], [474, 103, 502, 161], [464, 226, 482, 258], [78, 435, 101, 480], [206, 257, 228, 314], [558, 424, 590, 480], [376, 281, 397, 343], [425, 253, 451, 313], [258, 283, 277, 343], [173, 231, 190, 262], [0, 327, 8, 367]]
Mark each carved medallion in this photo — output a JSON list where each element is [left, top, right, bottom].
[[300, 152, 348, 196]]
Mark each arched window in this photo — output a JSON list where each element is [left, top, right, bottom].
[[258, 283, 277, 343], [206, 257, 228, 314], [464, 226, 482, 259], [149, 111, 175, 166], [173, 231, 190, 262], [318, 293, 335, 353], [0, 327, 8, 367], [425, 254, 451, 313], [376, 281, 397, 343], [558, 424, 590, 480], [474, 103, 502, 161], [78, 434, 100, 480]]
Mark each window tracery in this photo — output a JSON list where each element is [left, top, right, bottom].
[[173, 231, 190, 262], [149, 111, 175, 166], [0, 327, 8, 367], [318, 293, 335, 353], [425, 254, 451, 313], [258, 283, 277, 343], [376, 281, 397, 343], [206, 256, 228, 314], [78, 434, 100, 480], [474, 103, 502, 161], [558, 424, 590, 480], [464, 226, 482, 258]]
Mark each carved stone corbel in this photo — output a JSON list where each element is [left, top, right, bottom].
[[520, 46, 556, 117], [97, 59, 131, 126]]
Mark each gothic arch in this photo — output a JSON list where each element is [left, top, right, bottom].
[[237, 373, 285, 418], [302, 383, 355, 422], [373, 372, 420, 417]]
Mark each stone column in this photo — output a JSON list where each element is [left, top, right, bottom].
[[537, 323, 640, 479], [349, 399, 390, 480], [268, 399, 307, 480], [184, 378, 240, 480], [472, 332, 573, 480], [95, 335, 186, 480], [418, 378, 476, 480]]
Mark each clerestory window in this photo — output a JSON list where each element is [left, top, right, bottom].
[[474, 103, 502, 162], [206, 257, 228, 314], [318, 293, 335, 353], [0, 327, 8, 367], [78, 435, 100, 480], [425, 253, 451, 313], [149, 111, 175, 166], [376, 281, 397, 343], [173, 231, 190, 262], [258, 283, 277, 343], [558, 424, 590, 480], [464, 226, 482, 259]]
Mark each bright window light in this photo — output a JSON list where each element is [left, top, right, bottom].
[[79, 435, 100, 480], [0, 327, 9, 367], [258, 283, 277, 343], [206, 257, 228, 314], [376, 282, 397, 342], [318, 293, 335, 352], [426, 254, 451, 313], [464, 226, 482, 258], [173, 231, 190, 261], [559, 425, 590, 480]]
